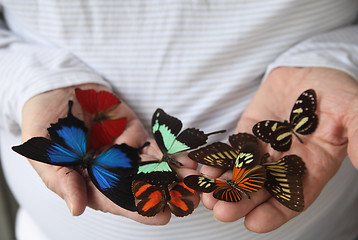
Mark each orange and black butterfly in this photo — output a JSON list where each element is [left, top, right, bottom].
[[252, 89, 318, 152], [263, 155, 306, 212], [132, 181, 195, 217], [75, 88, 127, 149], [184, 142, 266, 202]]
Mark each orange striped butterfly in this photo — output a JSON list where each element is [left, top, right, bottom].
[[252, 89, 318, 152], [75, 88, 127, 149], [263, 155, 306, 212], [184, 142, 266, 202], [132, 181, 194, 217]]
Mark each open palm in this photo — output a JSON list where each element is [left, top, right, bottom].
[[20, 83, 199, 225], [200, 67, 358, 233]]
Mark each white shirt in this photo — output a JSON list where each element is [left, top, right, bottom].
[[1, 1, 358, 239]]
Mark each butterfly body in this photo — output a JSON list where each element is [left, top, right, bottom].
[[12, 100, 141, 211], [253, 89, 318, 152]]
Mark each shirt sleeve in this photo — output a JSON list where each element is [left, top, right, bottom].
[[0, 10, 111, 134], [264, 24, 358, 81]]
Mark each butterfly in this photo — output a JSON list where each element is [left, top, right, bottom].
[[152, 108, 225, 166], [252, 89, 318, 152], [132, 180, 194, 217], [135, 160, 178, 188], [188, 132, 259, 169], [75, 88, 127, 150], [184, 142, 266, 202], [12, 100, 146, 211], [263, 155, 306, 212]]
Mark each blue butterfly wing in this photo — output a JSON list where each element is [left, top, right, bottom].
[[12, 101, 87, 166], [12, 137, 83, 166], [47, 101, 87, 158], [88, 143, 140, 211]]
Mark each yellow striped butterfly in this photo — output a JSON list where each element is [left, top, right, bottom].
[[252, 89, 318, 152], [263, 155, 306, 212], [184, 142, 266, 202], [132, 180, 194, 217], [188, 133, 258, 169]]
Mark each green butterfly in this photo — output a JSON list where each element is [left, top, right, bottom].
[[135, 108, 225, 188], [152, 108, 225, 166], [135, 160, 178, 187]]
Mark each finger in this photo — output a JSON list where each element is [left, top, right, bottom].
[[29, 161, 88, 216], [244, 198, 300, 233], [347, 115, 358, 169], [114, 109, 149, 148], [175, 153, 199, 170], [202, 189, 270, 221]]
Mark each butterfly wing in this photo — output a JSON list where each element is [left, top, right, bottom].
[[290, 89, 318, 135], [47, 100, 88, 157], [263, 155, 305, 212], [212, 180, 244, 202], [168, 182, 195, 217], [152, 108, 183, 155], [90, 118, 127, 149], [88, 143, 140, 211], [228, 132, 258, 152], [184, 175, 243, 202], [12, 137, 83, 166], [132, 180, 166, 217], [76, 89, 126, 149], [188, 142, 237, 169], [228, 143, 266, 199], [252, 120, 292, 152], [169, 128, 219, 155], [183, 175, 218, 193], [12, 101, 86, 166], [152, 108, 221, 156], [135, 161, 178, 187], [75, 88, 121, 115]]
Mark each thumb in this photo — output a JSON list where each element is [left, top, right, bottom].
[[32, 162, 88, 216]]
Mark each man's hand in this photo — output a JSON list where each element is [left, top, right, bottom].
[[200, 67, 358, 232]]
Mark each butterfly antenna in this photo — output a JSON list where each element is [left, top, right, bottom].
[[66, 169, 74, 175], [260, 153, 270, 164], [205, 129, 226, 136], [291, 130, 303, 144]]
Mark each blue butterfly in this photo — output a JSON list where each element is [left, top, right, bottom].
[[12, 100, 146, 211]]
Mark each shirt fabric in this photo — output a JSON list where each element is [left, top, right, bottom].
[[0, 1, 358, 240]]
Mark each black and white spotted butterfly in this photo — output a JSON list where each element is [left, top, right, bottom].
[[252, 89, 318, 152]]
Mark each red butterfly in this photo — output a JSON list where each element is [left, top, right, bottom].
[[132, 181, 195, 217], [75, 88, 127, 149]]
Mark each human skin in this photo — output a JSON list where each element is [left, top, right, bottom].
[[200, 66, 358, 233], [20, 66, 358, 230]]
